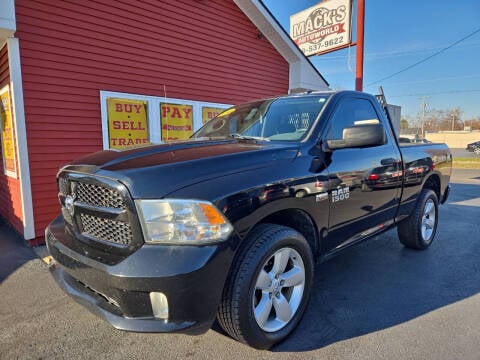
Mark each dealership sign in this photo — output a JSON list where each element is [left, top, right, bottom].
[[290, 0, 352, 56]]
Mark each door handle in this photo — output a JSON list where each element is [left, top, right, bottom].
[[380, 158, 399, 166]]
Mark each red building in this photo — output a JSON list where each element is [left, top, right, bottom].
[[0, 0, 328, 244]]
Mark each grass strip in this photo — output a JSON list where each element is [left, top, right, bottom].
[[452, 157, 480, 169]]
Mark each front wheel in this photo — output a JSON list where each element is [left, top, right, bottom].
[[217, 224, 314, 349], [397, 188, 438, 249]]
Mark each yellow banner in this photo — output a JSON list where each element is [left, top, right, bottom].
[[202, 107, 225, 125], [160, 103, 193, 141], [0, 86, 17, 177], [107, 98, 149, 149]]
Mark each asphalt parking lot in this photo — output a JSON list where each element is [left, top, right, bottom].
[[1, 169, 479, 359], [451, 148, 478, 158]]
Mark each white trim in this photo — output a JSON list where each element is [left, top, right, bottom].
[[7, 38, 35, 239], [100, 90, 231, 150]]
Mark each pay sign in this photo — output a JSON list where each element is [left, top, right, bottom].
[[160, 103, 193, 141]]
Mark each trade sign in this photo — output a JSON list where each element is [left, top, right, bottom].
[[290, 0, 352, 56], [107, 98, 149, 149]]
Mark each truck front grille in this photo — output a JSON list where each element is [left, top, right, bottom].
[[76, 182, 125, 209], [62, 207, 73, 225], [80, 213, 133, 245], [58, 176, 69, 195], [58, 174, 138, 247]]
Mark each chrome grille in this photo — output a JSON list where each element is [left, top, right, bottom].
[[62, 207, 73, 225], [58, 174, 135, 247], [58, 176, 69, 195], [76, 182, 125, 209], [80, 213, 133, 245]]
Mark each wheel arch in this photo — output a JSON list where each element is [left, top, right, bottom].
[[257, 208, 321, 260], [422, 173, 441, 200]]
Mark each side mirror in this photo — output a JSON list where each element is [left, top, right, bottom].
[[327, 123, 385, 150]]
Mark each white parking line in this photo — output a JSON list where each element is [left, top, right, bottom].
[[451, 198, 480, 207]]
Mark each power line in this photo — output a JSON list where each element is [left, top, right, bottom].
[[366, 27, 480, 87], [389, 89, 480, 98], [315, 40, 480, 61], [376, 74, 480, 86]]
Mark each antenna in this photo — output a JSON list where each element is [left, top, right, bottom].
[[163, 84, 168, 142]]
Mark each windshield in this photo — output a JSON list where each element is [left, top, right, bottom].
[[192, 95, 330, 141]]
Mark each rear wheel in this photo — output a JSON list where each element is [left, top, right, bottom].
[[218, 224, 313, 349], [397, 188, 438, 249], [295, 190, 307, 198]]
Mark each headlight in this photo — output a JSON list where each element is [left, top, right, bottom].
[[136, 199, 233, 244]]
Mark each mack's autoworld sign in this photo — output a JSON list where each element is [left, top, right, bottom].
[[290, 0, 352, 56]]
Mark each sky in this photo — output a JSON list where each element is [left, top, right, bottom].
[[262, 0, 480, 122]]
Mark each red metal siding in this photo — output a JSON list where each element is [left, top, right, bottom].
[[15, 0, 289, 238], [0, 45, 8, 85], [0, 44, 23, 234]]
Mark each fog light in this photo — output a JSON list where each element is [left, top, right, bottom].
[[150, 292, 169, 319]]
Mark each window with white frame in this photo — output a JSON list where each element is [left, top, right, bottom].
[[100, 91, 231, 150]]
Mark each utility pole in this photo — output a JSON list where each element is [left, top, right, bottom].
[[355, 0, 365, 91], [451, 112, 455, 131], [420, 96, 427, 138]]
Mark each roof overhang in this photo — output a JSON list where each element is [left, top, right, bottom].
[[234, 0, 330, 93]]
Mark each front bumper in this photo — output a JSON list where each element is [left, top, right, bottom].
[[46, 216, 236, 334]]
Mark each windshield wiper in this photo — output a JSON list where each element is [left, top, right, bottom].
[[230, 133, 270, 141]]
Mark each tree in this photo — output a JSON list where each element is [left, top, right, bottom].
[[463, 116, 480, 130], [400, 118, 409, 130], [421, 107, 464, 132], [448, 107, 463, 131]]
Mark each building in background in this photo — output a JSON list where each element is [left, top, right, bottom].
[[0, 0, 328, 244]]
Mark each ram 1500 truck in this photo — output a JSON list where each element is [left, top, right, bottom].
[[46, 91, 451, 349]]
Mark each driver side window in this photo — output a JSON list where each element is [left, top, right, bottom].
[[327, 98, 383, 140]]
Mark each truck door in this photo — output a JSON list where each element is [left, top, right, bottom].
[[323, 96, 402, 251]]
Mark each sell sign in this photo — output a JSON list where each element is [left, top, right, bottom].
[[160, 103, 193, 141], [0, 85, 17, 177], [290, 0, 352, 56], [107, 98, 149, 149], [202, 107, 226, 125]]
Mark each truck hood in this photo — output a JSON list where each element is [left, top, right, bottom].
[[65, 139, 300, 198]]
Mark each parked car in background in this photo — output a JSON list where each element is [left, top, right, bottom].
[[466, 140, 480, 154], [399, 134, 431, 144]]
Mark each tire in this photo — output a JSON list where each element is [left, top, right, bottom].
[[361, 183, 372, 192], [397, 188, 438, 250], [295, 190, 307, 198], [217, 224, 314, 349]]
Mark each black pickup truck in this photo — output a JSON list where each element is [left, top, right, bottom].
[[46, 90, 451, 349]]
